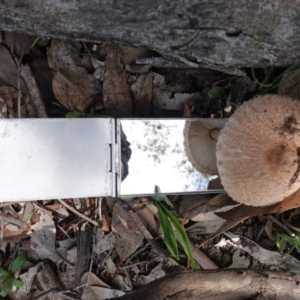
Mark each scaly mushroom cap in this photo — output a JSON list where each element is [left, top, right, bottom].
[[184, 119, 228, 175], [216, 94, 300, 207]]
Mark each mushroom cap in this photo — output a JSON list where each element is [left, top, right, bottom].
[[184, 119, 228, 175], [216, 94, 300, 207]]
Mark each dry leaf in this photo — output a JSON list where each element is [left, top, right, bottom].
[[47, 39, 101, 111], [52, 72, 96, 111], [231, 249, 250, 268], [111, 274, 132, 292], [120, 46, 156, 65], [58, 247, 78, 289], [224, 232, 300, 270], [0, 44, 26, 91], [4, 32, 36, 58], [181, 193, 236, 220], [34, 264, 64, 300], [153, 90, 199, 111], [103, 45, 132, 117], [0, 96, 7, 118], [81, 286, 125, 300], [198, 217, 247, 248], [138, 262, 166, 286], [130, 72, 153, 116], [3, 223, 29, 242], [81, 272, 111, 288], [111, 202, 144, 261], [14, 262, 42, 299], [81, 272, 125, 300], [95, 232, 115, 255], [187, 215, 225, 235], [216, 188, 300, 221], [125, 64, 151, 74], [29, 210, 61, 263]]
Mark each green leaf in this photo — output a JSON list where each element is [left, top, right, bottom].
[[10, 254, 26, 273], [66, 111, 86, 118], [154, 185, 161, 194], [160, 204, 199, 269], [0, 267, 10, 279], [156, 203, 178, 260], [152, 185, 174, 208], [1, 277, 13, 297], [12, 278, 24, 288], [0, 289, 8, 297], [208, 86, 225, 99], [30, 37, 40, 49], [190, 259, 201, 270], [119, 196, 134, 200]]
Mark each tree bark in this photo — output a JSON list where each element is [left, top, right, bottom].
[[114, 269, 300, 300], [1, 0, 300, 73]]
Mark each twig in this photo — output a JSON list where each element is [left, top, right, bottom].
[[57, 199, 99, 227], [31, 288, 61, 300], [267, 215, 295, 237], [0, 202, 19, 208], [121, 261, 149, 270], [20, 64, 48, 118], [86, 231, 95, 286], [57, 224, 72, 240], [0, 213, 28, 228]]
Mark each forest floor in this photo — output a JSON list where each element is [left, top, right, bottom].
[[1, 32, 300, 299]]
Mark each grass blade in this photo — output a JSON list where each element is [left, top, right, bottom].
[[160, 204, 200, 269], [152, 185, 174, 208], [156, 202, 178, 260]]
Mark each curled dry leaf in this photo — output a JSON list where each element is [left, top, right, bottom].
[[47, 39, 101, 111], [103, 45, 132, 117], [111, 202, 144, 261]]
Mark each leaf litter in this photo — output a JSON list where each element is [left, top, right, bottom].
[[2, 31, 300, 299]]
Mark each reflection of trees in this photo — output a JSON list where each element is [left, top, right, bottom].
[[130, 120, 210, 191]]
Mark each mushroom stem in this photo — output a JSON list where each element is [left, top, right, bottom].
[[209, 128, 220, 141]]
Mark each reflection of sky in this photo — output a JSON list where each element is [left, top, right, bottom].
[[120, 120, 211, 195]]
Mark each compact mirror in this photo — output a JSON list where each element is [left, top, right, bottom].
[[118, 119, 226, 196]]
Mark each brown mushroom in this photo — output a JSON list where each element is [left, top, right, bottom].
[[216, 94, 300, 207], [184, 119, 228, 175]]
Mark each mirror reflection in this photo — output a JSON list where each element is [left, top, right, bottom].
[[119, 119, 226, 195]]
